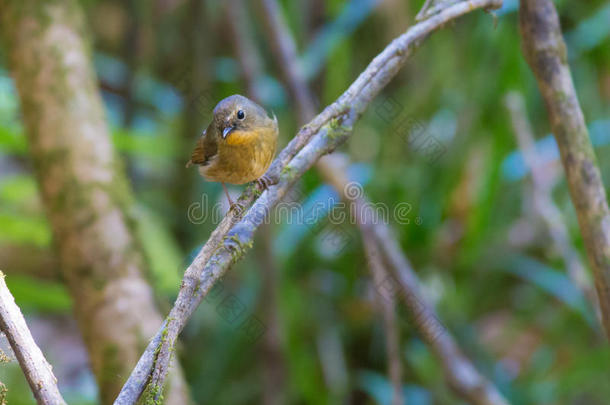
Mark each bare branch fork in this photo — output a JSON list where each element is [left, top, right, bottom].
[[115, 0, 503, 402], [0, 271, 67, 405]]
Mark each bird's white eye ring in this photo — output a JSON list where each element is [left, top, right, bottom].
[[237, 110, 245, 120]]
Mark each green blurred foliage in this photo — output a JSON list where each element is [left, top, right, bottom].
[[1, 0, 610, 404]]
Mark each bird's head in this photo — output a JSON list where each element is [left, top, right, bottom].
[[212, 94, 273, 140]]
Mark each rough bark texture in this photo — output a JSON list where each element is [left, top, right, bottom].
[[0, 1, 190, 403], [519, 0, 610, 339], [0, 271, 67, 405]]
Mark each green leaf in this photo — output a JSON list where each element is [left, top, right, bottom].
[[4, 275, 71, 313]]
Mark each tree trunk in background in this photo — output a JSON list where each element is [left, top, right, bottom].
[[0, 0, 191, 403]]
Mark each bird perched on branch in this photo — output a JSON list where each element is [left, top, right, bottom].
[[186, 94, 279, 210]]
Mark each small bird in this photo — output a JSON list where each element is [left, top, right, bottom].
[[186, 94, 279, 210]]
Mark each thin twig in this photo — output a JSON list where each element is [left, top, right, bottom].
[[362, 230, 405, 405], [256, 0, 317, 123], [415, 0, 436, 21], [0, 271, 66, 405], [317, 156, 509, 405], [417, 0, 464, 22], [257, 225, 286, 405], [519, 0, 610, 339], [504, 92, 600, 319], [114, 1, 503, 402], [224, 0, 262, 99]]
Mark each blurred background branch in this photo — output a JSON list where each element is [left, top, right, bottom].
[[256, 0, 507, 403], [0, 245, 59, 282], [362, 229, 405, 405], [504, 91, 600, 322], [0, 0, 609, 403], [318, 155, 510, 405], [519, 0, 610, 340]]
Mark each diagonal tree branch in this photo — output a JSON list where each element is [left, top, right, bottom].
[[256, 0, 317, 123], [0, 271, 67, 405], [257, 1, 507, 403], [115, 1, 503, 402], [361, 228, 405, 405], [317, 156, 510, 405], [519, 0, 610, 339], [225, 0, 263, 100], [255, 1, 403, 402]]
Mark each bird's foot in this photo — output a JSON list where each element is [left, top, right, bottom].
[[229, 200, 246, 215], [254, 174, 276, 191], [221, 182, 244, 215]]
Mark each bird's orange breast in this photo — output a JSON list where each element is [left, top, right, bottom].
[[225, 129, 259, 146], [201, 127, 277, 184]]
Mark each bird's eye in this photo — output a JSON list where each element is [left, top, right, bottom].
[[237, 110, 245, 120]]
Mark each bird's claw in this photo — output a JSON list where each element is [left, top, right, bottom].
[[254, 175, 276, 191], [230, 201, 246, 215]]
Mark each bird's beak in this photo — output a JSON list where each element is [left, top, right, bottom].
[[222, 125, 233, 139]]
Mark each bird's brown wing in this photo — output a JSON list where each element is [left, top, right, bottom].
[[186, 124, 218, 167]]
